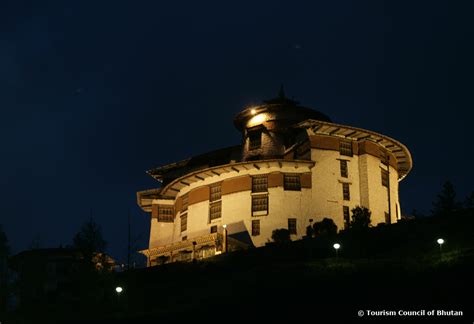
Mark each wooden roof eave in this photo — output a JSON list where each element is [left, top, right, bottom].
[[295, 119, 413, 181], [160, 159, 315, 198]]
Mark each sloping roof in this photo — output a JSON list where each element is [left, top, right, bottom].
[[296, 119, 413, 180], [147, 145, 241, 184]]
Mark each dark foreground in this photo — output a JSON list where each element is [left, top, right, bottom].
[[4, 212, 474, 324]]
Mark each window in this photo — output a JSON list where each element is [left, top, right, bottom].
[[252, 175, 268, 193], [181, 194, 188, 212], [381, 169, 389, 187], [210, 184, 221, 202], [342, 183, 350, 201], [385, 212, 391, 224], [288, 218, 297, 235], [210, 225, 217, 233], [248, 130, 262, 150], [209, 201, 222, 221], [339, 140, 353, 157], [343, 206, 350, 229], [340, 160, 348, 178], [251, 220, 260, 236], [158, 207, 174, 222], [252, 194, 268, 216], [180, 213, 187, 232], [284, 174, 301, 191]]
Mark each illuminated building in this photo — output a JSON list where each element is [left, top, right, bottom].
[[137, 88, 412, 265]]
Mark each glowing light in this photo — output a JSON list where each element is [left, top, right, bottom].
[[250, 109, 257, 115], [223, 224, 227, 229], [115, 286, 123, 293], [248, 113, 266, 126], [437, 238, 444, 245], [333, 243, 341, 250]]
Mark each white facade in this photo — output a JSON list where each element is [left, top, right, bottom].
[[138, 102, 412, 265]]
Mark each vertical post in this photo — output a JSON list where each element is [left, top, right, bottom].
[[223, 225, 228, 253], [127, 210, 131, 270], [192, 241, 197, 262], [383, 153, 392, 223]]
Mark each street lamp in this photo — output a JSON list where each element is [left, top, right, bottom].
[[333, 243, 341, 259], [115, 286, 123, 307], [437, 238, 444, 253]]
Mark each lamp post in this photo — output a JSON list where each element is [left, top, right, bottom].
[[115, 286, 123, 309], [333, 243, 341, 259], [437, 238, 444, 253], [223, 224, 228, 253]]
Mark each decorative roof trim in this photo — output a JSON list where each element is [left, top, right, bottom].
[[296, 119, 413, 181], [160, 159, 315, 198]]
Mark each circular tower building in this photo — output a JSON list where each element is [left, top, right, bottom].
[[137, 89, 413, 266]]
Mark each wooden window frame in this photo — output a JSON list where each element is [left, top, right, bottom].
[[158, 206, 174, 222], [251, 219, 260, 236], [248, 130, 262, 151], [340, 160, 348, 178], [210, 184, 222, 202], [381, 169, 389, 187], [288, 218, 297, 235], [180, 213, 187, 232], [343, 206, 350, 229], [342, 183, 350, 201], [284, 174, 301, 191], [252, 175, 268, 193], [209, 201, 222, 221], [339, 140, 353, 157], [181, 194, 189, 212], [252, 194, 268, 216]]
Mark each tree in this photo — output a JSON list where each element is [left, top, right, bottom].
[[463, 191, 474, 210], [73, 218, 107, 256], [271, 229, 291, 245], [312, 218, 337, 237], [431, 181, 458, 217], [0, 225, 10, 313], [0, 224, 9, 258], [349, 206, 372, 231]]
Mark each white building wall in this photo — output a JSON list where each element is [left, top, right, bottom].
[[149, 220, 175, 249], [310, 148, 361, 231], [359, 154, 400, 226], [148, 144, 402, 249]]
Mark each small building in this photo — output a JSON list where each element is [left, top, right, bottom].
[[137, 89, 413, 266]]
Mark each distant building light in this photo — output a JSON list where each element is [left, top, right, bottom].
[[437, 238, 444, 245], [115, 286, 123, 294], [333, 243, 341, 250]]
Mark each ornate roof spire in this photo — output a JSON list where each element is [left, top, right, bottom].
[[278, 84, 285, 99], [263, 84, 298, 105]]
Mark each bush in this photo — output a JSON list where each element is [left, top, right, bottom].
[[271, 229, 291, 245], [350, 206, 372, 231], [313, 218, 338, 237]]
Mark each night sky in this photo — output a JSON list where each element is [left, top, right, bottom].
[[1, 1, 473, 263]]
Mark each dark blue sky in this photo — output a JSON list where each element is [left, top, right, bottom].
[[1, 0, 473, 263]]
